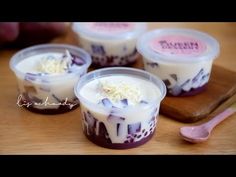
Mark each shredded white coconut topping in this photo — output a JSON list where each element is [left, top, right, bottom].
[[37, 50, 72, 74], [99, 80, 141, 104]]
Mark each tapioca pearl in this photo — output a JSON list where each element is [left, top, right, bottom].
[[144, 131, 148, 137], [136, 134, 144, 141], [96, 57, 101, 61], [153, 122, 157, 126], [113, 56, 119, 60], [134, 135, 142, 142], [106, 56, 114, 63], [118, 61, 123, 65], [137, 134, 142, 139], [119, 58, 126, 65], [112, 58, 119, 65], [148, 117, 155, 124], [124, 140, 129, 143]]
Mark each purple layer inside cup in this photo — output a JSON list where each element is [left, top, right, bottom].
[[167, 84, 208, 97], [82, 110, 157, 149], [85, 130, 155, 149]]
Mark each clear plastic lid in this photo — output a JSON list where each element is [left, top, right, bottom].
[[9, 44, 92, 81], [74, 67, 166, 111], [72, 22, 147, 40], [137, 28, 220, 63]]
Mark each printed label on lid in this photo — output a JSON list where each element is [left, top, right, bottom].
[[149, 35, 207, 57], [85, 22, 135, 35]]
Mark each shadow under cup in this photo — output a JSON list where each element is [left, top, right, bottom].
[[10, 44, 91, 114], [74, 67, 166, 149]]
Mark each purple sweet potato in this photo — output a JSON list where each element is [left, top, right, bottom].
[[0, 22, 68, 47], [14, 22, 67, 46], [0, 22, 19, 45]]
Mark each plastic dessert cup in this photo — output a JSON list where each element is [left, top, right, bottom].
[[10, 44, 91, 114], [74, 67, 166, 149], [72, 22, 147, 67], [137, 28, 220, 96]]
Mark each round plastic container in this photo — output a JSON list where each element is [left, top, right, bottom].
[[74, 67, 166, 149], [137, 28, 220, 96], [72, 22, 147, 67], [10, 44, 91, 114]]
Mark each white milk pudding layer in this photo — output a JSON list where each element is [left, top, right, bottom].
[[79, 75, 162, 146], [137, 28, 220, 96], [12, 46, 90, 113], [72, 22, 147, 67]]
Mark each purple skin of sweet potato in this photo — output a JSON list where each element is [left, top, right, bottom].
[[0, 22, 19, 45], [15, 22, 67, 46], [0, 22, 67, 47]]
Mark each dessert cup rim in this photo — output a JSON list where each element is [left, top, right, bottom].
[[72, 22, 147, 40], [9, 44, 92, 81], [137, 28, 220, 64], [74, 67, 166, 110]]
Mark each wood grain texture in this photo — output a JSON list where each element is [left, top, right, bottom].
[[160, 65, 236, 122], [0, 23, 236, 154]]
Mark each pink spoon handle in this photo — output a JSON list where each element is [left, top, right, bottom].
[[204, 108, 235, 131]]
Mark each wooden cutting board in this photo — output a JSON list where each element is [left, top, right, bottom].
[[160, 65, 236, 123]]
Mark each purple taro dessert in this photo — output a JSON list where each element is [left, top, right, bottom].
[[72, 22, 147, 67], [74, 67, 166, 149], [137, 28, 220, 96], [10, 44, 91, 114]]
